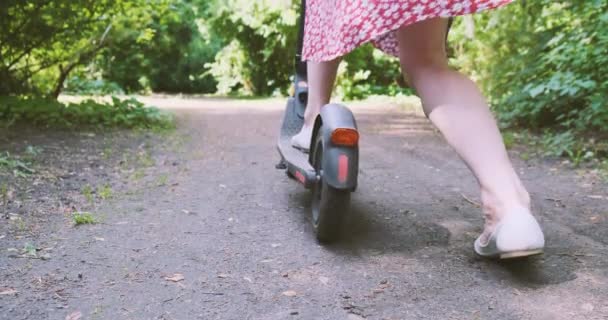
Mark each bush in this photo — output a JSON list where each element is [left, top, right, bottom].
[[0, 96, 174, 129], [450, 1, 608, 135], [205, 0, 299, 96], [336, 44, 411, 100], [64, 76, 125, 96], [96, 0, 219, 94]]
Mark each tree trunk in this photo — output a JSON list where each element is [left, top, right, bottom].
[[52, 64, 77, 99], [50, 23, 112, 99]]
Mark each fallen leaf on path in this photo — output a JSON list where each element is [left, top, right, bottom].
[[65, 311, 82, 320], [271, 243, 281, 248], [282, 290, 297, 297], [243, 277, 253, 283], [217, 274, 229, 279], [0, 288, 18, 295], [164, 274, 185, 282]]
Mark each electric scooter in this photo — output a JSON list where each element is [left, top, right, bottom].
[[276, 0, 359, 243]]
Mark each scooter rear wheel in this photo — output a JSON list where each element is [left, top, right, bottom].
[[311, 128, 350, 243]]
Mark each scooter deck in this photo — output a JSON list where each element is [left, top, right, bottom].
[[277, 97, 317, 188]]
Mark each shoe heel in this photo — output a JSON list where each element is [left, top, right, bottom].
[[499, 249, 543, 259]]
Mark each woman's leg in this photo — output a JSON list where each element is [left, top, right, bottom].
[[291, 58, 341, 150], [395, 18, 533, 242]]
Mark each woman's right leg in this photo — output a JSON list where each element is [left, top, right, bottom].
[[291, 58, 341, 150]]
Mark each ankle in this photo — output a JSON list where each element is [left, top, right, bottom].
[[304, 100, 326, 127], [480, 186, 530, 224]]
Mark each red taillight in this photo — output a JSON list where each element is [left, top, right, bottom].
[[331, 128, 359, 147]]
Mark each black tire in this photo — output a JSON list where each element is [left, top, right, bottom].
[[311, 128, 350, 243], [286, 170, 296, 180]]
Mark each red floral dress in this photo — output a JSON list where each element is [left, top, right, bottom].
[[302, 0, 513, 62]]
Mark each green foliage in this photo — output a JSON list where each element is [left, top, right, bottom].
[[336, 44, 412, 100], [450, 1, 608, 136], [23, 243, 38, 257], [82, 185, 94, 203], [98, 0, 219, 94], [204, 1, 409, 98], [0, 152, 34, 178], [206, 0, 299, 96], [1, 183, 8, 206], [0, 0, 124, 96], [98, 184, 112, 200], [72, 212, 97, 225], [0, 96, 174, 129], [64, 76, 124, 96], [0, 0, 218, 97], [503, 128, 606, 166], [2, 0, 606, 156]]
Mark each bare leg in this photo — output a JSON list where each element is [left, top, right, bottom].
[[291, 58, 341, 150], [395, 18, 533, 241]]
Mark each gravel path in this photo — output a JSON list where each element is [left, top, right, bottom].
[[1, 97, 607, 320]]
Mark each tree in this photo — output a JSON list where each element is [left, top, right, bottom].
[[0, 0, 173, 98]]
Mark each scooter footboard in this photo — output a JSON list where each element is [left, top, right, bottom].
[[310, 104, 359, 191]]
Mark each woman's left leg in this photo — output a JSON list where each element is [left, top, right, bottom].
[[395, 18, 544, 256]]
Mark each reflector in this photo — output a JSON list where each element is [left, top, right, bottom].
[[331, 128, 359, 147]]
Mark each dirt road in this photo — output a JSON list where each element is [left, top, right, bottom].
[[1, 97, 607, 320]]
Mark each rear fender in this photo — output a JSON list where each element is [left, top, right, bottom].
[[310, 104, 359, 190]]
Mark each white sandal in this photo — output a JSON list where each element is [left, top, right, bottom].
[[474, 208, 545, 259], [291, 127, 313, 152]]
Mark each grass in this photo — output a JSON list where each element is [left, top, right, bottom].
[[156, 174, 169, 186], [101, 147, 113, 160], [82, 185, 94, 203], [1, 183, 8, 206], [97, 184, 112, 200], [72, 212, 97, 225], [502, 131, 516, 150], [10, 216, 27, 232], [132, 169, 146, 180], [22, 145, 43, 162], [23, 243, 37, 257], [600, 160, 608, 183], [82, 183, 113, 203], [137, 151, 155, 167]]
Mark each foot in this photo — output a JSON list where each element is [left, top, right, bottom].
[[474, 207, 545, 259], [291, 125, 313, 152]]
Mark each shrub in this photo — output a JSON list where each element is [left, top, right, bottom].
[[0, 96, 174, 129]]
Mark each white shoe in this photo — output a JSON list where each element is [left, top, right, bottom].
[[291, 126, 313, 152], [474, 207, 545, 259]]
